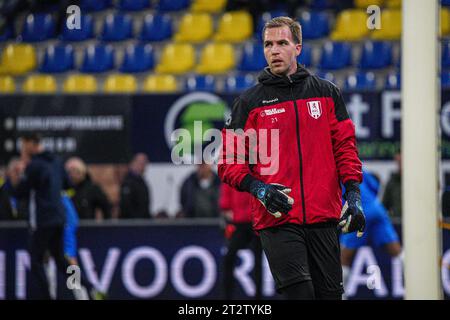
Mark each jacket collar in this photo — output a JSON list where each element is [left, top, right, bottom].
[[258, 64, 310, 87]]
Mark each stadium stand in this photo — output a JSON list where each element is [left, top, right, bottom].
[[22, 74, 57, 93], [40, 44, 75, 73], [63, 74, 98, 93], [103, 74, 138, 93], [385, 72, 401, 90], [143, 74, 178, 92], [156, 43, 195, 74], [185, 75, 216, 92], [173, 13, 213, 43], [196, 43, 235, 74], [224, 74, 256, 93], [0, 76, 15, 93], [345, 71, 377, 91], [21, 13, 56, 42], [0, 0, 449, 92]]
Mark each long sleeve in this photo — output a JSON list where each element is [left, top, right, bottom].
[[328, 85, 362, 184]]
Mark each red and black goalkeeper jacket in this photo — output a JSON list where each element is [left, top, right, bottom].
[[218, 65, 362, 231]]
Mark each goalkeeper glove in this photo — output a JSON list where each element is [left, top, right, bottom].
[[249, 180, 294, 218], [339, 181, 365, 237]]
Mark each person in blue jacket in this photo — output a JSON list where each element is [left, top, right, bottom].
[[340, 169, 403, 298]]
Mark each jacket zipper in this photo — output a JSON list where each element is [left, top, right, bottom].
[[288, 75, 307, 224]]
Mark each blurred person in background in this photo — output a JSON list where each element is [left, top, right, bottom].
[[220, 183, 262, 300], [180, 162, 221, 218], [11, 133, 104, 299], [382, 152, 402, 220], [120, 153, 152, 219], [340, 169, 402, 299], [65, 157, 111, 221], [0, 157, 28, 220]]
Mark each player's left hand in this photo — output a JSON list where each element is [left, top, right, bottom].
[[339, 190, 365, 237]]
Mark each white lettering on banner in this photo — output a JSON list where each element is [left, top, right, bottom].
[[391, 255, 404, 297], [442, 249, 450, 295], [171, 246, 216, 297], [441, 101, 450, 136], [262, 254, 275, 296], [382, 91, 402, 138], [234, 250, 256, 296], [16, 116, 123, 131], [346, 247, 388, 297], [347, 94, 370, 139], [0, 252, 4, 299], [122, 247, 167, 298], [15, 250, 30, 300], [79, 248, 120, 294]]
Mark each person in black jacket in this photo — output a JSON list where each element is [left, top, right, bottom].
[[13, 133, 103, 299], [65, 157, 111, 221], [180, 163, 221, 218], [0, 157, 28, 220], [120, 153, 152, 219]]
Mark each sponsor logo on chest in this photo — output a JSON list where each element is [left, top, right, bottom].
[[260, 107, 286, 117]]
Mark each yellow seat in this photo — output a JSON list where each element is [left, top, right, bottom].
[[191, 0, 227, 13], [155, 43, 195, 74], [0, 44, 37, 76], [354, 0, 384, 8], [385, 0, 401, 8], [331, 9, 370, 41], [196, 43, 235, 74], [104, 74, 137, 93], [63, 74, 98, 93], [174, 13, 213, 43], [371, 9, 401, 40], [0, 76, 15, 93], [23, 74, 57, 93], [214, 11, 253, 42], [442, 8, 450, 36], [143, 74, 178, 93]]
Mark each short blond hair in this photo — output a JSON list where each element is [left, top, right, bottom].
[[262, 16, 302, 45]]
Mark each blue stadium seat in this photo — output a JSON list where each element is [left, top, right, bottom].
[[0, 24, 13, 41], [118, 0, 151, 11], [297, 43, 313, 67], [80, 44, 115, 73], [61, 14, 94, 41], [315, 70, 336, 84], [442, 71, 450, 88], [385, 72, 401, 90], [80, 0, 112, 12], [119, 44, 154, 73], [443, 41, 450, 69], [21, 13, 56, 42], [299, 11, 329, 39], [158, 0, 190, 11], [238, 42, 266, 71], [311, 0, 335, 10], [185, 75, 216, 92], [319, 42, 352, 70], [443, 0, 450, 6], [359, 41, 393, 69], [255, 10, 288, 39], [101, 13, 133, 41], [40, 44, 74, 73], [224, 74, 256, 93], [139, 14, 173, 41], [345, 71, 377, 90]]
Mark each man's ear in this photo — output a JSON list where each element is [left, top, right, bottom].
[[296, 44, 302, 57]]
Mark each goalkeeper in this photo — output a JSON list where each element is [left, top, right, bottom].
[[218, 16, 364, 300]]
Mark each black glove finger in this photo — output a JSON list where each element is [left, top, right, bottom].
[[349, 212, 365, 233], [270, 196, 292, 212]]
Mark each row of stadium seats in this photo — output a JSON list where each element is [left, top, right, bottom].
[[76, 0, 223, 13], [5, 7, 450, 44], [0, 73, 254, 93], [9, 11, 253, 43], [1, 71, 449, 93], [2, 40, 450, 76]]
